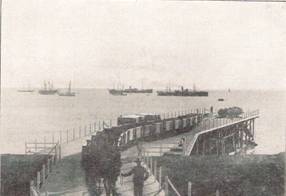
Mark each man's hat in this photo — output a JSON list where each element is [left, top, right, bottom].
[[134, 158, 141, 163]]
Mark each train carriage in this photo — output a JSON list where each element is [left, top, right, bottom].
[[165, 120, 173, 131], [143, 124, 151, 137], [175, 119, 182, 130], [128, 129, 134, 141], [155, 122, 162, 135], [182, 118, 187, 129], [136, 126, 142, 139]]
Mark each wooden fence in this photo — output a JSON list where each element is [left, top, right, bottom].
[[29, 143, 61, 196]]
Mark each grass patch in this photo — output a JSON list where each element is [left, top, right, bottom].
[[156, 153, 285, 196], [1, 154, 51, 196], [43, 153, 86, 192]]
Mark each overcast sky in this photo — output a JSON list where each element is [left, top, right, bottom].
[[2, 0, 286, 90]]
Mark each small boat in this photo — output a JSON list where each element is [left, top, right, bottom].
[[57, 81, 76, 96], [38, 81, 57, 95], [218, 98, 224, 101]]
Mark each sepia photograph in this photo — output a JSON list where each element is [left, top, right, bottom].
[[0, 0, 285, 196]]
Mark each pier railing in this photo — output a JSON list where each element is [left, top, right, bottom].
[[25, 119, 114, 155], [140, 148, 186, 196], [27, 119, 114, 196]]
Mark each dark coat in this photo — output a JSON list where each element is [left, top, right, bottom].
[[122, 165, 149, 185]]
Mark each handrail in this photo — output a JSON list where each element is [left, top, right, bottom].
[[167, 176, 182, 196]]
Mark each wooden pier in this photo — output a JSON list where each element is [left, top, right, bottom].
[[184, 110, 259, 156]]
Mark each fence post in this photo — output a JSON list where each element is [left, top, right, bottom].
[[99, 120, 101, 130], [150, 157, 153, 174], [47, 159, 50, 174], [73, 128, 75, 140], [60, 131, 62, 144], [52, 133, 55, 144], [36, 171, 41, 190], [35, 139, 37, 153], [89, 124, 92, 134], [30, 180, 34, 196], [164, 176, 169, 196], [66, 129, 69, 143], [188, 181, 192, 196], [42, 164, 46, 185], [94, 122, 96, 132], [154, 160, 157, 182], [159, 167, 162, 187], [59, 145, 62, 160]]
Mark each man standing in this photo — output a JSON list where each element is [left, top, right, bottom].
[[121, 158, 149, 196]]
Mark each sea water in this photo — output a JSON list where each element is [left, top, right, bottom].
[[0, 88, 285, 154]]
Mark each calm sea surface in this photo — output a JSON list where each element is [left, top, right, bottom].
[[0, 89, 285, 154]]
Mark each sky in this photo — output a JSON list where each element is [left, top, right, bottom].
[[1, 0, 286, 90]]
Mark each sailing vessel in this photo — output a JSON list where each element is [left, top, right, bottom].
[[57, 81, 76, 96], [38, 81, 57, 95], [18, 84, 34, 93]]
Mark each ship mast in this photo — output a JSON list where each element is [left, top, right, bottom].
[[44, 81, 47, 90], [68, 81, 71, 93]]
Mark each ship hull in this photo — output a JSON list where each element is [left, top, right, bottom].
[[108, 89, 127, 96], [38, 90, 58, 95], [18, 90, 34, 93], [123, 89, 153, 93], [157, 91, 208, 96], [58, 92, 75, 96]]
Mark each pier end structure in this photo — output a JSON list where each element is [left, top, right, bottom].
[[184, 110, 259, 156]]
